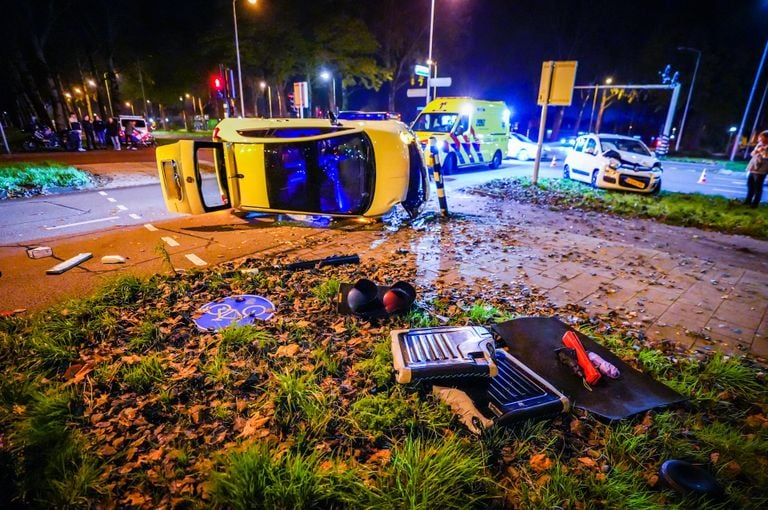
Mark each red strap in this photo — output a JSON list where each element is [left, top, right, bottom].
[[562, 331, 601, 385]]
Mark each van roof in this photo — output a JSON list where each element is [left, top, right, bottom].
[[422, 98, 507, 113]]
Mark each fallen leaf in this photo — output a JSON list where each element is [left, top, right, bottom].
[[238, 414, 270, 438], [529, 453, 553, 472], [274, 344, 301, 357], [577, 457, 597, 468]]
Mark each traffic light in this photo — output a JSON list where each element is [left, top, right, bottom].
[[287, 92, 296, 115], [211, 74, 225, 99]]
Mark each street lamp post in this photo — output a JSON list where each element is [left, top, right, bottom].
[[731, 38, 768, 160], [233, 0, 257, 118], [427, 59, 437, 101], [260, 81, 272, 117], [320, 70, 337, 115], [425, 0, 436, 107], [675, 47, 701, 152]]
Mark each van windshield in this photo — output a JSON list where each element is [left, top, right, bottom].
[[411, 113, 457, 133], [264, 133, 375, 215]]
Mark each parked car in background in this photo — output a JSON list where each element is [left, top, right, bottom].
[[507, 132, 551, 161], [563, 134, 662, 194], [155, 117, 429, 219], [117, 115, 155, 147]]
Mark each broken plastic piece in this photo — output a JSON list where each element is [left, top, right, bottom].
[[562, 331, 601, 385], [587, 351, 620, 379], [101, 255, 126, 264], [27, 246, 53, 259], [46, 253, 93, 275]]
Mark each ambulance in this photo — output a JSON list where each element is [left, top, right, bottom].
[[411, 98, 510, 173]]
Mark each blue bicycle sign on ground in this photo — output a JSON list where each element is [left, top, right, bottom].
[[193, 294, 275, 331]]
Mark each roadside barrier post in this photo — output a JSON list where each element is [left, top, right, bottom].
[[429, 136, 449, 217]]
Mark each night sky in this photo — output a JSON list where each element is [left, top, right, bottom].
[[3, 0, 768, 145]]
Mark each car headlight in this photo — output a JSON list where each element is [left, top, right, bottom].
[[607, 158, 620, 170]]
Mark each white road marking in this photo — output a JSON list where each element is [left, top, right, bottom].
[[144, 223, 158, 231], [98, 191, 108, 196], [117, 205, 128, 211], [45, 216, 120, 230], [713, 188, 739, 193], [185, 253, 207, 266], [162, 236, 180, 247], [129, 213, 141, 219], [107, 197, 117, 203]]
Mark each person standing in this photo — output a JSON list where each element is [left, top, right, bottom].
[[68, 113, 85, 151], [106, 117, 121, 150], [125, 120, 138, 150], [93, 115, 106, 148], [744, 130, 768, 208], [82, 114, 96, 150]]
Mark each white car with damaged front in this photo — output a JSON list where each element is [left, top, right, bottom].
[[563, 134, 662, 194]]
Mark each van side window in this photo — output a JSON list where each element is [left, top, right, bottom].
[[585, 139, 597, 155], [573, 138, 586, 152]]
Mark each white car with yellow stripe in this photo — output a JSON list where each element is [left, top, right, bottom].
[[411, 98, 509, 174], [563, 134, 663, 194], [155, 117, 430, 219]]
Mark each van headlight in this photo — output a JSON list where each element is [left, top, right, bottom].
[[607, 158, 621, 170]]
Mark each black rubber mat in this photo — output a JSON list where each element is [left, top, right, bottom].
[[492, 317, 687, 421]]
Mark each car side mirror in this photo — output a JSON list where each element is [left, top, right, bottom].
[[604, 149, 621, 159]]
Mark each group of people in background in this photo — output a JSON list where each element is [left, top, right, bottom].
[[66, 114, 138, 151]]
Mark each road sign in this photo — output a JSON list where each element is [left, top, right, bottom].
[[430, 77, 452, 87], [538, 61, 578, 106], [293, 81, 309, 108], [407, 88, 427, 98], [414, 64, 430, 77]]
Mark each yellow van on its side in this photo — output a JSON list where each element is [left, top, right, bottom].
[[411, 97, 509, 173]]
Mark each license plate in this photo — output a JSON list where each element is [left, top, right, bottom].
[[625, 177, 645, 188]]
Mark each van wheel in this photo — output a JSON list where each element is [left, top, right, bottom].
[[489, 150, 503, 169], [591, 170, 599, 188], [563, 165, 571, 180], [441, 153, 457, 176]]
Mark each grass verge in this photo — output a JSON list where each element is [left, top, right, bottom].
[[476, 177, 768, 240], [0, 162, 94, 198]]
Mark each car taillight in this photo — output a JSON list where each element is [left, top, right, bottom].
[[212, 127, 221, 142]]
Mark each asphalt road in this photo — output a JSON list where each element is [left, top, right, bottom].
[[0, 149, 755, 246]]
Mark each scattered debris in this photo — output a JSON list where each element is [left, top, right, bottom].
[[101, 255, 127, 264], [27, 246, 53, 259], [45, 252, 92, 275]]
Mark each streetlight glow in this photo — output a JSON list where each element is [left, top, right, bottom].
[[87, 79, 97, 87], [605, 77, 613, 85], [233, 0, 258, 117], [73, 87, 82, 94]]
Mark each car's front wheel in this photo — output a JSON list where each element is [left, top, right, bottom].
[[591, 170, 599, 188], [489, 150, 503, 169], [563, 164, 571, 180], [650, 179, 662, 195], [517, 149, 530, 161]]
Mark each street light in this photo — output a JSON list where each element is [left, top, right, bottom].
[[259, 81, 272, 118], [676, 47, 701, 152], [427, 58, 437, 102], [320, 70, 337, 115], [731, 39, 768, 160], [233, 0, 258, 118], [425, 0, 436, 106], [125, 101, 134, 115]]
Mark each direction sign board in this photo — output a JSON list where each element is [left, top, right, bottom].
[[414, 64, 430, 77], [430, 77, 452, 87], [407, 88, 427, 98], [538, 61, 578, 106]]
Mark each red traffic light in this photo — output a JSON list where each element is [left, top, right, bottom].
[[212, 75, 223, 90]]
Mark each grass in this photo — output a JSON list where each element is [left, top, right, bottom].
[[496, 177, 768, 240], [1, 269, 767, 508], [0, 162, 93, 198]]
